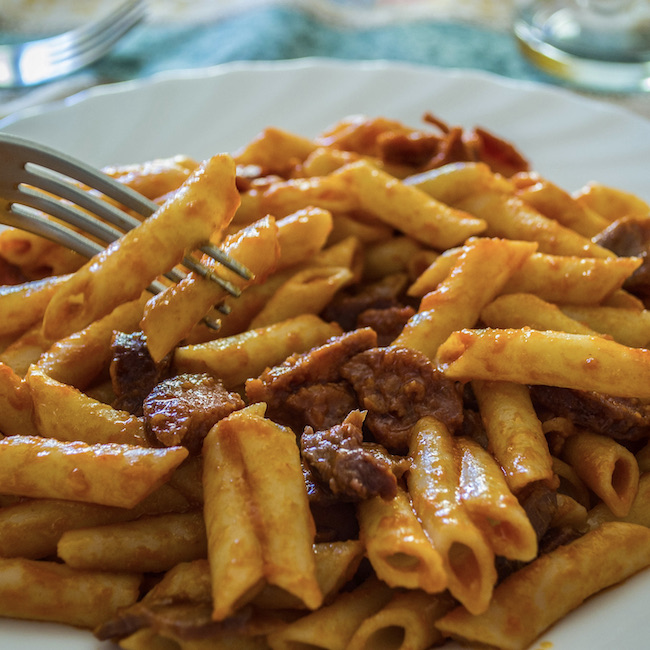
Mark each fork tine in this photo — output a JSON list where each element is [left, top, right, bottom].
[[198, 242, 254, 279], [2, 0, 145, 87], [11, 136, 158, 219], [0, 132, 252, 303], [4, 205, 227, 318], [44, 0, 144, 55], [5, 204, 106, 259], [19, 161, 253, 283], [182, 255, 242, 297], [4, 134, 254, 279], [62, 0, 146, 48], [8, 189, 246, 299], [22, 163, 143, 233], [15, 184, 126, 244], [48, 0, 147, 68]]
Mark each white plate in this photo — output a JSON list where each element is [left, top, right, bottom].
[[1, 59, 649, 650], [2, 59, 650, 200]]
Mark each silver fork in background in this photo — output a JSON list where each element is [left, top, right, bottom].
[[0, 133, 252, 303], [0, 0, 146, 88]]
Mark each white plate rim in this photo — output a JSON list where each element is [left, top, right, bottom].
[[2, 58, 649, 202], [2, 57, 649, 130], [0, 58, 649, 650]]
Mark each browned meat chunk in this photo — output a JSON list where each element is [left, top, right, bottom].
[[530, 385, 650, 442], [0, 255, 27, 285], [110, 331, 172, 416], [460, 408, 489, 449], [341, 346, 464, 453], [321, 275, 409, 332], [376, 130, 450, 168], [95, 559, 252, 641], [593, 216, 650, 304], [519, 483, 558, 542], [286, 382, 359, 431], [96, 601, 217, 643], [356, 305, 415, 346], [495, 483, 558, 581], [143, 373, 244, 453], [245, 328, 377, 431], [301, 410, 398, 501], [462, 126, 530, 178]]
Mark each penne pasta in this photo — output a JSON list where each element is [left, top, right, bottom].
[[395, 238, 536, 359], [562, 431, 639, 518], [0, 274, 69, 337], [456, 436, 538, 561], [347, 589, 455, 650], [266, 576, 393, 650], [36, 293, 149, 389], [358, 485, 447, 592], [57, 512, 207, 573], [515, 177, 610, 237], [408, 416, 496, 615], [0, 557, 141, 629], [0, 361, 39, 436], [43, 154, 241, 340], [174, 314, 341, 389], [334, 160, 487, 249], [436, 522, 650, 650], [455, 190, 613, 258], [203, 404, 321, 620], [472, 379, 555, 494], [0, 435, 187, 508], [587, 472, 650, 529], [26, 364, 147, 446], [141, 214, 280, 362], [248, 265, 354, 329], [480, 293, 597, 334], [439, 328, 650, 398]]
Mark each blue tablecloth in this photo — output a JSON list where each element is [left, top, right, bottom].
[[1, 3, 647, 121], [91, 7, 545, 86]]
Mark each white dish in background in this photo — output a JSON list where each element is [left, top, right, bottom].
[[2, 58, 649, 200], [0, 59, 649, 650]]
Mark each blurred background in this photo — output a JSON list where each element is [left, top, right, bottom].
[[0, 0, 648, 119]]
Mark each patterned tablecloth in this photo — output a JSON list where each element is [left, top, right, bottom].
[[0, 0, 648, 120]]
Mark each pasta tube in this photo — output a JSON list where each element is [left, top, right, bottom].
[[57, 512, 207, 573], [202, 403, 321, 620], [562, 431, 639, 518], [456, 436, 538, 561], [440, 328, 650, 398], [436, 522, 650, 650], [0, 435, 187, 508], [334, 160, 487, 249], [174, 314, 341, 389], [266, 576, 392, 650], [480, 293, 599, 335], [0, 274, 69, 337], [455, 190, 613, 258], [0, 361, 37, 436], [395, 237, 536, 359], [26, 364, 147, 446], [141, 214, 280, 362], [0, 557, 140, 629], [36, 293, 148, 389], [347, 589, 455, 650], [43, 154, 240, 339], [358, 485, 447, 593], [472, 379, 554, 493], [408, 416, 496, 615]]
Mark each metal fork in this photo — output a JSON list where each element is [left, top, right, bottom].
[[0, 0, 146, 88], [0, 133, 251, 302]]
